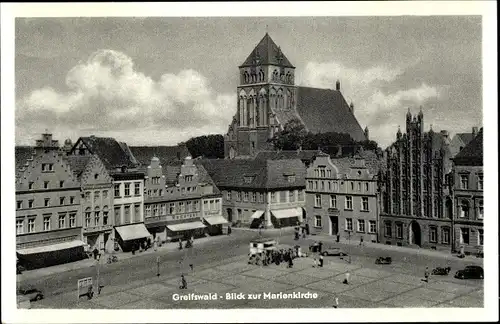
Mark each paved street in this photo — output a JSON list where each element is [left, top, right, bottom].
[[20, 230, 483, 309]]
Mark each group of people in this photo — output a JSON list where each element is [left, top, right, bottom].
[[294, 223, 310, 240], [178, 236, 194, 250], [248, 247, 299, 268]]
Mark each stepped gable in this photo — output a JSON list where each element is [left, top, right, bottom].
[[240, 33, 294, 68], [295, 86, 367, 142]]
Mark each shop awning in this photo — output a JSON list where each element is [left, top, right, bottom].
[[17, 240, 85, 255], [203, 215, 228, 225], [167, 221, 206, 232], [271, 207, 303, 219], [251, 210, 265, 219], [115, 223, 151, 241]]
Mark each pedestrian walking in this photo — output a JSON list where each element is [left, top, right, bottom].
[[178, 240, 183, 250], [318, 241, 323, 254], [154, 237, 158, 252], [319, 255, 324, 268], [333, 297, 339, 308], [359, 236, 364, 246], [343, 272, 350, 284], [227, 225, 232, 236], [288, 257, 294, 268], [179, 275, 187, 289], [424, 267, 430, 282], [156, 256, 160, 277], [313, 258, 317, 268]]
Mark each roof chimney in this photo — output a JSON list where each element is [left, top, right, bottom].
[[336, 80, 340, 91], [350, 102, 354, 114], [472, 127, 478, 136]]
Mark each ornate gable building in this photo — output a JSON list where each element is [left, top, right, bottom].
[[224, 33, 367, 159]]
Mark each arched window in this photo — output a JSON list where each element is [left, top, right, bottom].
[[286, 89, 292, 109], [269, 88, 276, 111], [259, 70, 265, 82], [277, 89, 284, 109], [239, 90, 247, 126], [243, 72, 249, 84], [248, 90, 256, 128], [258, 89, 267, 126], [460, 200, 469, 218], [273, 70, 279, 81], [251, 72, 257, 83], [478, 200, 483, 219]]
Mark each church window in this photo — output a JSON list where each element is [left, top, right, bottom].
[[273, 70, 279, 81]]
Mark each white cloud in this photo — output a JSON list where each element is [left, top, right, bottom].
[[16, 49, 235, 145], [298, 60, 441, 148]]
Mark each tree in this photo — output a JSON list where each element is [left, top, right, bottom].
[[269, 118, 308, 150], [184, 134, 224, 159]]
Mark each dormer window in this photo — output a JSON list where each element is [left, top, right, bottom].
[[244, 176, 254, 184], [42, 163, 54, 172]]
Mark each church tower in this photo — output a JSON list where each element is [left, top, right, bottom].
[[224, 33, 296, 158]]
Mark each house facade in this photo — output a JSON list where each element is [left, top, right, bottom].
[[451, 129, 483, 253], [15, 133, 84, 269], [305, 153, 379, 243], [199, 158, 306, 229], [380, 110, 453, 251]]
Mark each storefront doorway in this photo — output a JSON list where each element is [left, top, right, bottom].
[[329, 216, 339, 236]]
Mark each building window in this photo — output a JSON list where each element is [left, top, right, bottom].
[[94, 208, 100, 225], [429, 226, 437, 243], [58, 214, 66, 229], [28, 200, 34, 208], [314, 194, 322, 207], [271, 192, 276, 203], [169, 203, 175, 214], [478, 229, 484, 246], [103, 210, 109, 225], [28, 218, 35, 233], [59, 180, 64, 188], [69, 213, 76, 228], [59, 197, 65, 205], [43, 215, 51, 231], [145, 205, 152, 217], [460, 200, 469, 218], [114, 184, 120, 197], [226, 191, 231, 200], [345, 218, 353, 231], [187, 201, 193, 212], [44, 198, 50, 207], [252, 192, 257, 202], [327, 170, 332, 178], [314, 215, 322, 227], [85, 191, 91, 200], [236, 192, 241, 201], [161, 204, 166, 215], [132, 182, 140, 196], [16, 219, 24, 234], [321, 181, 325, 191], [17, 201, 22, 209], [85, 209, 92, 227], [313, 181, 318, 190], [396, 223, 403, 239], [244, 192, 249, 201], [134, 204, 141, 223], [478, 200, 483, 219], [357, 182, 361, 191], [345, 196, 353, 210], [114, 207, 121, 226], [460, 174, 469, 189], [357, 219, 365, 232], [124, 183, 131, 196], [103, 190, 108, 199], [124, 205, 131, 223], [185, 175, 193, 182], [179, 202, 185, 213], [384, 221, 392, 237], [350, 182, 354, 191], [442, 227, 450, 244], [298, 190, 304, 201], [42, 163, 54, 172], [330, 195, 337, 209], [153, 204, 159, 216], [70, 196, 75, 204], [333, 181, 339, 191], [361, 197, 369, 211], [29, 182, 34, 190], [365, 182, 369, 192], [460, 227, 470, 245], [289, 191, 295, 202], [477, 174, 483, 190], [320, 169, 326, 178], [44, 181, 49, 189], [314, 169, 319, 177]]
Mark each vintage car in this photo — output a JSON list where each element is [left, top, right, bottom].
[[454, 265, 484, 279], [249, 238, 277, 256], [320, 247, 347, 257], [18, 286, 44, 302]]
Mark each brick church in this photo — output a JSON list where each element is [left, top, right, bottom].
[[224, 33, 368, 159]]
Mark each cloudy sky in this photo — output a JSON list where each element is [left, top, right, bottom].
[[15, 16, 482, 148]]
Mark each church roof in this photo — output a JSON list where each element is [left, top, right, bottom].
[[456, 133, 475, 146], [295, 86, 367, 142], [240, 33, 294, 68]]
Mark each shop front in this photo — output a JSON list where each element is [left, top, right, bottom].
[[166, 220, 207, 241], [83, 225, 114, 254], [16, 227, 86, 270], [271, 207, 303, 228], [203, 215, 228, 235], [144, 216, 169, 244], [114, 223, 152, 252]]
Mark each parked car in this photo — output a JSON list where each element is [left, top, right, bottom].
[[454, 265, 484, 279], [321, 247, 347, 257], [375, 256, 392, 265], [18, 286, 44, 302]]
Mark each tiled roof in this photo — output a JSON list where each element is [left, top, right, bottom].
[[163, 162, 183, 186], [196, 163, 221, 194], [240, 33, 294, 68], [254, 150, 323, 163], [15, 146, 35, 172], [456, 133, 475, 146], [198, 158, 306, 189], [453, 129, 483, 165], [129, 145, 191, 168], [66, 155, 92, 179], [273, 109, 299, 129], [80, 136, 136, 170], [329, 150, 385, 176], [295, 86, 367, 142]]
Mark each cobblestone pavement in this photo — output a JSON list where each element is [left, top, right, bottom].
[[31, 253, 483, 309]]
